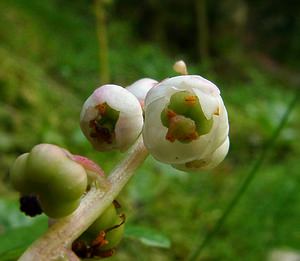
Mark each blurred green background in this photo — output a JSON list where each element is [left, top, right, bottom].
[[0, 0, 299, 260]]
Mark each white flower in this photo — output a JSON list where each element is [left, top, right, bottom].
[[80, 84, 143, 152], [126, 78, 158, 107], [142, 75, 229, 171]]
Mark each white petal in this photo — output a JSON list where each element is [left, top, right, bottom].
[[80, 84, 143, 151], [192, 88, 219, 120], [126, 78, 158, 104], [143, 97, 221, 164], [143, 75, 229, 164], [173, 137, 229, 172]]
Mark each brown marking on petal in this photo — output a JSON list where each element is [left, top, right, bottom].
[[185, 159, 208, 168], [214, 107, 220, 116], [184, 95, 197, 105]]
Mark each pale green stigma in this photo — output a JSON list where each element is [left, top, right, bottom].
[[161, 91, 213, 143]]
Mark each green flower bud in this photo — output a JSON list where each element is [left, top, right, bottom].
[[126, 78, 158, 108]]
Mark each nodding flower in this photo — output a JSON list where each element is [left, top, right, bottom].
[[142, 75, 229, 172], [80, 84, 144, 152]]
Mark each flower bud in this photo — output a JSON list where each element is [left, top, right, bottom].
[[173, 60, 188, 75], [143, 75, 229, 171], [80, 84, 144, 152], [126, 78, 158, 107]]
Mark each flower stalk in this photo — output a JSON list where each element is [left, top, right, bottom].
[[19, 135, 148, 261]]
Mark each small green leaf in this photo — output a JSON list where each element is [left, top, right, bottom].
[[125, 225, 171, 249], [0, 198, 37, 229], [0, 216, 47, 260]]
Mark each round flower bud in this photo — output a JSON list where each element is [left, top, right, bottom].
[[173, 60, 188, 75], [143, 75, 229, 171], [126, 78, 158, 107], [80, 84, 144, 152]]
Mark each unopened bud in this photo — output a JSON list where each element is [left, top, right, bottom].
[[173, 60, 188, 75], [126, 78, 158, 108]]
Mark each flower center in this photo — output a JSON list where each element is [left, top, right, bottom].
[[161, 91, 213, 143], [89, 103, 120, 144]]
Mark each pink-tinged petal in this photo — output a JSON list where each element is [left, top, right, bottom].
[[126, 78, 158, 107], [71, 155, 105, 177]]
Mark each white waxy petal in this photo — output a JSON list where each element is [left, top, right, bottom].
[[80, 84, 143, 152], [172, 137, 230, 172], [143, 98, 223, 164], [143, 75, 229, 170], [126, 78, 158, 106]]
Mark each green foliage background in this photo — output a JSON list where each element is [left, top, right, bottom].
[[0, 0, 299, 260]]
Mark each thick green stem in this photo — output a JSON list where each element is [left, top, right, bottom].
[[19, 136, 148, 261]]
